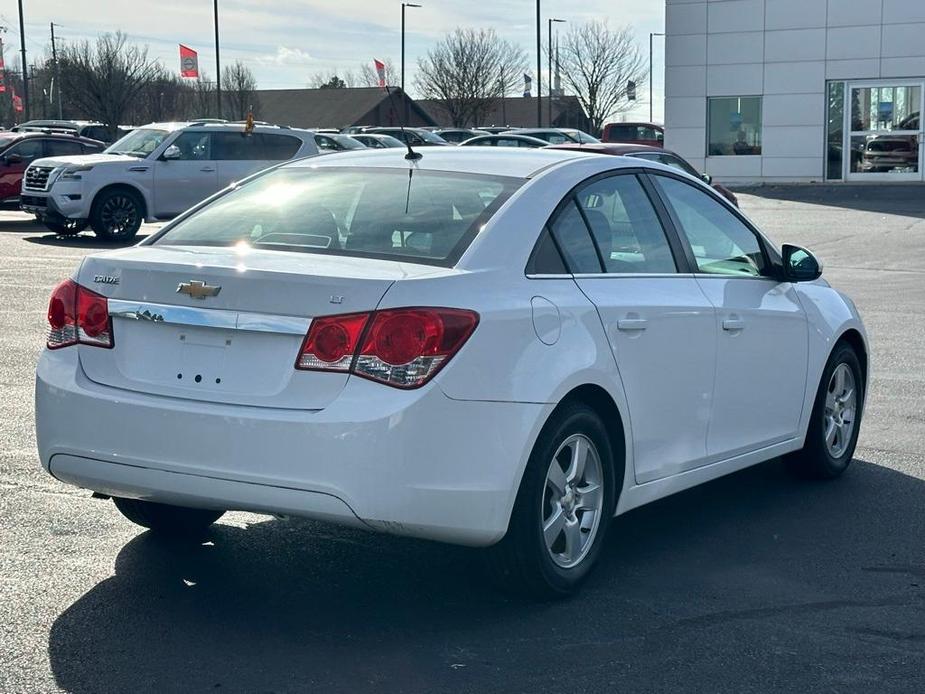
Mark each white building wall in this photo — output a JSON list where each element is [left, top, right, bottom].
[[664, 0, 925, 182]]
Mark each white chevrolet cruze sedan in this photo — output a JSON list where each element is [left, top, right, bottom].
[[35, 147, 867, 596]]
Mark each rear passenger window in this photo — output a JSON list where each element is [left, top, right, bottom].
[[574, 174, 676, 274], [527, 228, 567, 275], [46, 140, 83, 156], [548, 200, 602, 273], [258, 133, 301, 159]]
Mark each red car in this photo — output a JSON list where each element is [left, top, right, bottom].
[[546, 142, 739, 207], [0, 131, 105, 209], [601, 122, 664, 147]]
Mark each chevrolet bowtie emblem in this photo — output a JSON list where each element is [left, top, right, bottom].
[[176, 280, 221, 300]]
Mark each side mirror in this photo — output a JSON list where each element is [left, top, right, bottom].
[[702, 173, 713, 185], [161, 145, 181, 161], [782, 244, 822, 282], [4, 153, 23, 165]]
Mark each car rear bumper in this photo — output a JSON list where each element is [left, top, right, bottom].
[[36, 348, 544, 546]]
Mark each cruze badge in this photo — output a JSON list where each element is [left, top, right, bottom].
[[94, 275, 120, 285], [177, 280, 221, 300]]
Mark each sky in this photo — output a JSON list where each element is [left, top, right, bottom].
[[0, 0, 666, 123]]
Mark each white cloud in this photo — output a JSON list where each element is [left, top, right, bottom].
[[255, 46, 315, 67]]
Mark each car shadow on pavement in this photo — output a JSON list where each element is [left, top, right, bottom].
[[24, 233, 148, 249], [735, 184, 925, 219], [47, 458, 925, 693]]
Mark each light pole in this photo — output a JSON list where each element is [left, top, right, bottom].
[[535, 0, 541, 126], [17, 0, 28, 120], [649, 32, 664, 123], [401, 2, 421, 94], [214, 0, 222, 119], [50, 23, 63, 119], [547, 18, 565, 127]]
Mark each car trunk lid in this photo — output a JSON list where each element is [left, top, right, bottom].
[[76, 245, 436, 409]]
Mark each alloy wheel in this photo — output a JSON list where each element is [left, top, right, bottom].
[[99, 195, 139, 237], [542, 433, 604, 569], [824, 363, 857, 458]]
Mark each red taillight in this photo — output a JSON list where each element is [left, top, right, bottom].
[[295, 307, 478, 388], [296, 313, 370, 371], [46, 279, 113, 350]]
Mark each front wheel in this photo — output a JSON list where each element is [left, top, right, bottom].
[[485, 403, 617, 598], [112, 497, 224, 536], [90, 188, 144, 242], [786, 342, 864, 479]]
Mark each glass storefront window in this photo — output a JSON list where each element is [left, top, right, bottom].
[[707, 96, 762, 156], [849, 85, 921, 175], [826, 82, 844, 180], [850, 85, 920, 132]]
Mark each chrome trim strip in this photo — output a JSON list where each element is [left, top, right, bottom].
[[571, 272, 696, 279], [108, 299, 310, 335]]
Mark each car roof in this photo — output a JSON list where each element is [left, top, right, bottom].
[[286, 145, 620, 179], [466, 134, 550, 144], [606, 121, 663, 128], [548, 143, 667, 156]]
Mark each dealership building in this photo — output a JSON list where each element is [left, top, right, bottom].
[[663, 0, 925, 182]]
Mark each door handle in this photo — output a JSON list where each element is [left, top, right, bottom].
[[200, 166, 216, 172], [617, 318, 648, 331], [722, 318, 745, 331]]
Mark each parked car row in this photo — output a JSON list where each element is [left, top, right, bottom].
[[18, 118, 734, 242]]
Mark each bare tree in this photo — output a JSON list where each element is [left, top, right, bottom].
[[221, 61, 259, 120], [557, 21, 648, 134], [414, 28, 527, 127], [57, 32, 162, 137], [189, 72, 217, 119]]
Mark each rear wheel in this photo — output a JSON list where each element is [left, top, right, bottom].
[[112, 497, 224, 536], [786, 342, 864, 479], [90, 188, 144, 242], [44, 219, 88, 236], [486, 403, 616, 598]]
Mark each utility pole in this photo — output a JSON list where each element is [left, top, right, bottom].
[[214, 0, 222, 119], [535, 0, 541, 127], [17, 0, 28, 120], [50, 23, 63, 119]]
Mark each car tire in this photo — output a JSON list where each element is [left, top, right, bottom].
[[485, 402, 617, 599], [44, 219, 88, 236], [112, 497, 224, 536], [90, 188, 144, 242], [786, 341, 864, 480]]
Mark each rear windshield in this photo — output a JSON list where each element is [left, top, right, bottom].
[[153, 167, 523, 266]]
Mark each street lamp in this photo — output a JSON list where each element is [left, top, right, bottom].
[[547, 18, 565, 127], [401, 2, 421, 93], [214, 0, 222, 118], [17, 0, 28, 120], [649, 32, 664, 123], [535, 0, 541, 126]]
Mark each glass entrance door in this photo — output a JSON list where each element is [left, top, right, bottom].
[[846, 82, 923, 181]]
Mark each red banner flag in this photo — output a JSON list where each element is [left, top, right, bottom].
[[374, 59, 386, 88], [11, 87, 23, 113], [179, 44, 199, 78]]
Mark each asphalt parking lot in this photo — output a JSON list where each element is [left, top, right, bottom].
[[2, 186, 924, 693]]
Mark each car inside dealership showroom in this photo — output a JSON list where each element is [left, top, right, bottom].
[[664, 0, 925, 183]]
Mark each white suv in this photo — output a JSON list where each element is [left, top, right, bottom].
[[21, 121, 319, 241]]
